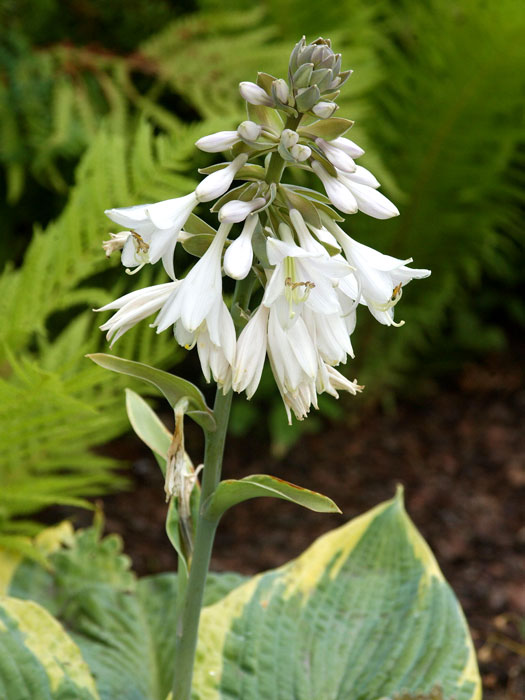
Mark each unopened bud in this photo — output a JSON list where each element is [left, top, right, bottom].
[[237, 120, 262, 142], [281, 129, 299, 149], [223, 214, 258, 280], [239, 81, 274, 106], [219, 197, 266, 223], [195, 130, 240, 153], [311, 101, 338, 119], [195, 154, 248, 203], [272, 78, 289, 104], [290, 144, 311, 162]]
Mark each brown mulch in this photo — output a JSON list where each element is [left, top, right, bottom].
[[77, 350, 524, 699]]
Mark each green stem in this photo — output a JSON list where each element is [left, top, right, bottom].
[[171, 388, 232, 700], [265, 112, 303, 184]]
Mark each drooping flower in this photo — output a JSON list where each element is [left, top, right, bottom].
[[105, 155, 248, 278], [326, 218, 431, 325], [232, 303, 269, 397], [96, 282, 178, 345]]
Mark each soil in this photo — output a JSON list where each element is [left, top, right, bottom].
[[75, 348, 524, 699]]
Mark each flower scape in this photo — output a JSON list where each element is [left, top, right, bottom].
[[97, 37, 430, 423]]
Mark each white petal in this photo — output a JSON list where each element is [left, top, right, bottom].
[[105, 203, 150, 228], [233, 304, 269, 397], [146, 193, 197, 230], [316, 139, 356, 173]]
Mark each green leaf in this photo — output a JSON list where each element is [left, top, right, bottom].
[[299, 116, 354, 140], [193, 489, 481, 700], [203, 474, 341, 520], [181, 233, 216, 258], [87, 354, 216, 432], [0, 596, 99, 700], [125, 389, 171, 460], [4, 523, 247, 700]]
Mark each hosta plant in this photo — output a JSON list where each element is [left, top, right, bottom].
[[0, 37, 480, 700]]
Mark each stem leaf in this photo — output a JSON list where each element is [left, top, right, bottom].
[[87, 354, 216, 431], [203, 474, 341, 520]]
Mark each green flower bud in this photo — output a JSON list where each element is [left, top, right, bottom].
[[288, 37, 351, 113]]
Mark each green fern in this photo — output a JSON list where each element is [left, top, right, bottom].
[[0, 116, 236, 545]]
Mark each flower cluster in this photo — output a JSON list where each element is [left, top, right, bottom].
[[97, 37, 430, 423]]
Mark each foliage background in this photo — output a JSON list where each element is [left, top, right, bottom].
[[1, 0, 524, 544]]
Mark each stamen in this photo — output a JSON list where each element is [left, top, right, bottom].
[[131, 230, 150, 253]]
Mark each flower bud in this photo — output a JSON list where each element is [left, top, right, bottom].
[[223, 214, 258, 280], [195, 130, 240, 153], [311, 101, 338, 119], [311, 160, 358, 214], [219, 197, 266, 223], [315, 138, 356, 173], [195, 154, 248, 203], [290, 144, 311, 162], [237, 120, 262, 142], [272, 78, 289, 104], [239, 81, 274, 106], [281, 129, 299, 149], [329, 136, 365, 158]]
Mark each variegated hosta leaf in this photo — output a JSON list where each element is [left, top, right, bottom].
[[193, 489, 481, 700], [1, 523, 246, 700], [0, 596, 99, 700]]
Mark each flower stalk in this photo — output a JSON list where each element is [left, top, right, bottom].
[[171, 387, 232, 700]]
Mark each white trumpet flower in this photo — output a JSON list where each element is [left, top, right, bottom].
[[326, 219, 431, 325], [96, 282, 178, 346], [154, 223, 232, 335]]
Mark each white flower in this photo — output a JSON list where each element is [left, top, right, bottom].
[[311, 101, 338, 119], [330, 136, 365, 158], [195, 154, 248, 203], [218, 196, 266, 223], [105, 192, 198, 279], [223, 214, 258, 280], [326, 219, 431, 325], [195, 131, 240, 153], [232, 303, 269, 397], [96, 282, 178, 345], [154, 223, 232, 335], [263, 217, 352, 328], [311, 160, 358, 214], [239, 81, 274, 106], [315, 138, 356, 173]]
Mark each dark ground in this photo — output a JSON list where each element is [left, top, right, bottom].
[[80, 349, 524, 699]]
